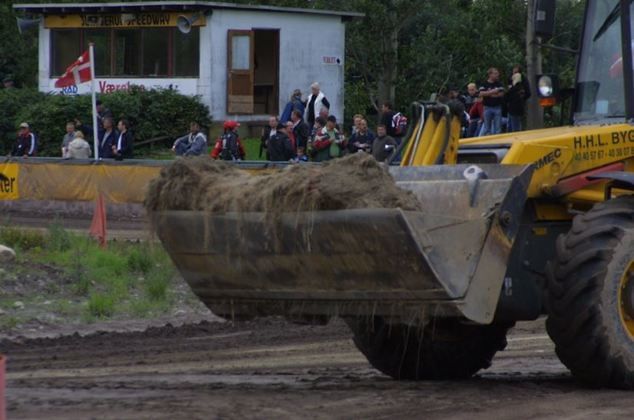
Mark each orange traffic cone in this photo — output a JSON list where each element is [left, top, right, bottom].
[[89, 192, 107, 248]]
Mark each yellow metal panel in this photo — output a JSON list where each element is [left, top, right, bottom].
[[0, 163, 19, 200], [422, 116, 447, 165], [412, 114, 439, 166], [44, 13, 206, 29], [533, 202, 572, 221], [443, 116, 462, 165], [17, 163, 161, 204], [488, 124, 634, 200]]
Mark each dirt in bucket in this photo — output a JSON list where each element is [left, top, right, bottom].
[[144, 153, 422, 214]]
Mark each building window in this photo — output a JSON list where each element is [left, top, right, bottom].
[[50, 27, 199, 78], [51, 29, 81, 76], [85, 29, 111, 77], [173, 29, 199, 77]]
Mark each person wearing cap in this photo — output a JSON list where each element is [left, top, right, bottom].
[[172, 121, 207, 156], [11, 122, 37, 157], [211, 120, 245, 160], [68, 131, 92, 159], [267, 122, 294, 162], [280, 89, 305, 123]]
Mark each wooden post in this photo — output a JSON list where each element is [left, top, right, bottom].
[[526, 0, 544, 129]]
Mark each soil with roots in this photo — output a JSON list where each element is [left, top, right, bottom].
[[144, 154, 422, 214]]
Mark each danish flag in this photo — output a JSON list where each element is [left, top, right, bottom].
[[54, 50, 92, 88]]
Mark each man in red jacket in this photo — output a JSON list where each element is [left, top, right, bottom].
[[211, 120, 246, 161]]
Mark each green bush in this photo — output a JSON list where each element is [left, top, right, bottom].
[[0, 88, 45, 154], [3, 87, 210, 156]]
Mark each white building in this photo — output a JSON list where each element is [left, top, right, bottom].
[[13, 1, 361, 125]]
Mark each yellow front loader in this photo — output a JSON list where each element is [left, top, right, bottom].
[[152, 0, 634, 389]]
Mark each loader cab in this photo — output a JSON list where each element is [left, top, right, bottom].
[[574, 0, 634, 124]]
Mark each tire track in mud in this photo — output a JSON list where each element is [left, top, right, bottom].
[[3, 319, 632, 419]]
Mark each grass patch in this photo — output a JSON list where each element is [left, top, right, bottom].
[[0, 226, 46, 250], [127, 247, 154, 274], [134, 138, 265, 161], [87, 293, 115, 318], [8, 224, 177, 320], [145, 268, 171, 302], [0, 316, 20, 330], [47, 222, 73, 252], [243, 138, 265, 160]]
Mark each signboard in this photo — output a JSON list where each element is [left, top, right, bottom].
[[322, 56, 342, 66], [0, 164, 19, 200], [52, 78, 199, 96], [44, 13, 206, 29]]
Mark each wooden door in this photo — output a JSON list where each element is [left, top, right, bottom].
[[227, 30, 254, 114]]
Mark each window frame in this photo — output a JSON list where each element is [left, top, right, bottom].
[[49, 27, 199, 79]]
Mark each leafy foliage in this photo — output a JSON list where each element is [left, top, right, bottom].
[[3, 0, 584, 130], [1, 88, 211, 156]]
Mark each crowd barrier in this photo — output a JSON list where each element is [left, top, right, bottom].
[[0, 157, 289, 205]]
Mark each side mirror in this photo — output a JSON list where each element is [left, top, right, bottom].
[[536, 74, 560, 107], [534, 0, 556, 40]]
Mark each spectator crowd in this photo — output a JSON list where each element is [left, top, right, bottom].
[[7, 67, 532, 162]]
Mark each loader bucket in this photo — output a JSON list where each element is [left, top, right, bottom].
[[152, 164, 533, 324]]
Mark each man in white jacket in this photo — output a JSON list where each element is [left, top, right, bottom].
[[304, 82, 330, 130]]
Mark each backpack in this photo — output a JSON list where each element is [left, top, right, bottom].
[[220, 132, 240, 161], [392, 112, 408, 136]]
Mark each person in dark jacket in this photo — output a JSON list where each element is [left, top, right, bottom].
[[260, 115, 279, 159], [372, 124, 396, 163], [380, 102, 397, 138], [506, 66, 532, 132], [267, 122, 294, 162], [99, 116, 117, 159], [11, 122, 37, 157], [347, 118, 375, 153], [291, 110, 310, 150], [112, 119, 133, 160], [280, 89, 305, 123]]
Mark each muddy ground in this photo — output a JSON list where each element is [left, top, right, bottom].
[[2, 215, 632, 419], [2, 317, 632, 420]]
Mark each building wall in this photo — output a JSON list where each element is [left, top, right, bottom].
[[208, 9, 345, 122], [36, 9, 347, 123]]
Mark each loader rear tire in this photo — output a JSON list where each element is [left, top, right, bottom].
[[546, 196, 634, 389], [347, 317, 510, 380]]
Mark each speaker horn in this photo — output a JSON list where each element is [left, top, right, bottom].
[[16, 17, 41, 35], [177, 13, 201, 34]]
